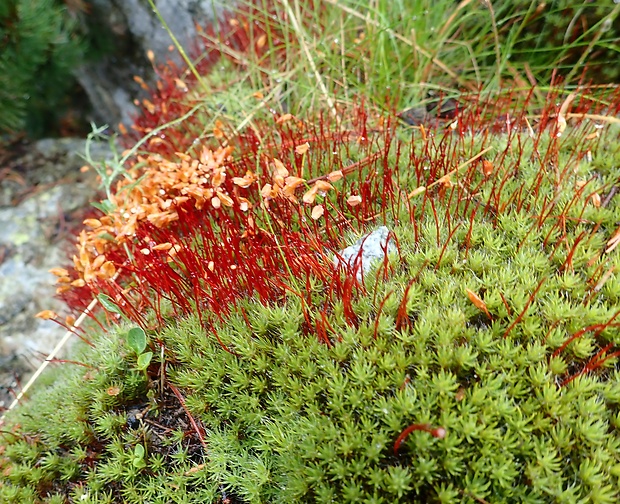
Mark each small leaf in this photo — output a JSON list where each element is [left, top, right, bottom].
[[98, 232, 117, 242], [152, 242, 173, 251], [137, 352, 153, 370], [302, 185, 318, 204], [127, 327, 147, 354], [97, 293, 121, 314], [133, 444, 146, 468], [91, 200, 115, 214], [135, 444, 145, 456], [466, 288, 492, 320]]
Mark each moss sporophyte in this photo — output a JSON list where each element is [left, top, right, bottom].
[[5, 84, 619, 502], [2, 2, 620, 502]]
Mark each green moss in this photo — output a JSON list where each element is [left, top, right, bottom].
[[2, 114, 620, 502]]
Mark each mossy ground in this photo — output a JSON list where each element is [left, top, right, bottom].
[[2, 2, 620, 503], [1, 110, 620, 502]]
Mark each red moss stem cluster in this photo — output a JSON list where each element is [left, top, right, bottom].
[[41, 2, 620, 402]]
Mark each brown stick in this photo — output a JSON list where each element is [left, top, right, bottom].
[[169, 382, 208, 451]]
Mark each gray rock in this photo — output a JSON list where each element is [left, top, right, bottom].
[[76, 0, 227, 128], [0, 138, 113, 407], [334, 226, 396, 281], [0, 138, 112, 208]]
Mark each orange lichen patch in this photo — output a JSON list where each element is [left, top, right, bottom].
[[347, 195, 362, 206], [213, 120, 225, 139], [100, 261, 117, 279], [232, 171, 257, 188], [314, 180, 334, 193], [49, 267, 69, 277], [276, 113, 293, 124], [311, 205, 324, 220], [152, 242, 173, 251], [466, 288, 492, 320], [302, 180, 334, 205], [327, 170, 343, 182], [83, 218, 102, 229], [106, 386, 121, 396], [61, 98, 386, 315], [174, 78, 188, 92], [65, 145, 239, 288], [295, 142, 310, 155], [481, 159, 494, 178], [302, 185, 319, 204], [35, 310, 58, 320]]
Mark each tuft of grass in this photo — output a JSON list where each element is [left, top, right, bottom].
[[199, 0, 620, 114]]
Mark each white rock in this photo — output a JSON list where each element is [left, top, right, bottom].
[[334, 226, 396, 280]]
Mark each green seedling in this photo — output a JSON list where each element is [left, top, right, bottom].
[[132, 443, 147, 470], [127, 327, 153, 373]]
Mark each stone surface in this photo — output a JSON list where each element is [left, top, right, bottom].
[[77, 0, 226, 128], [0, 138, 113, 408], [334, 226, 396, 281]]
